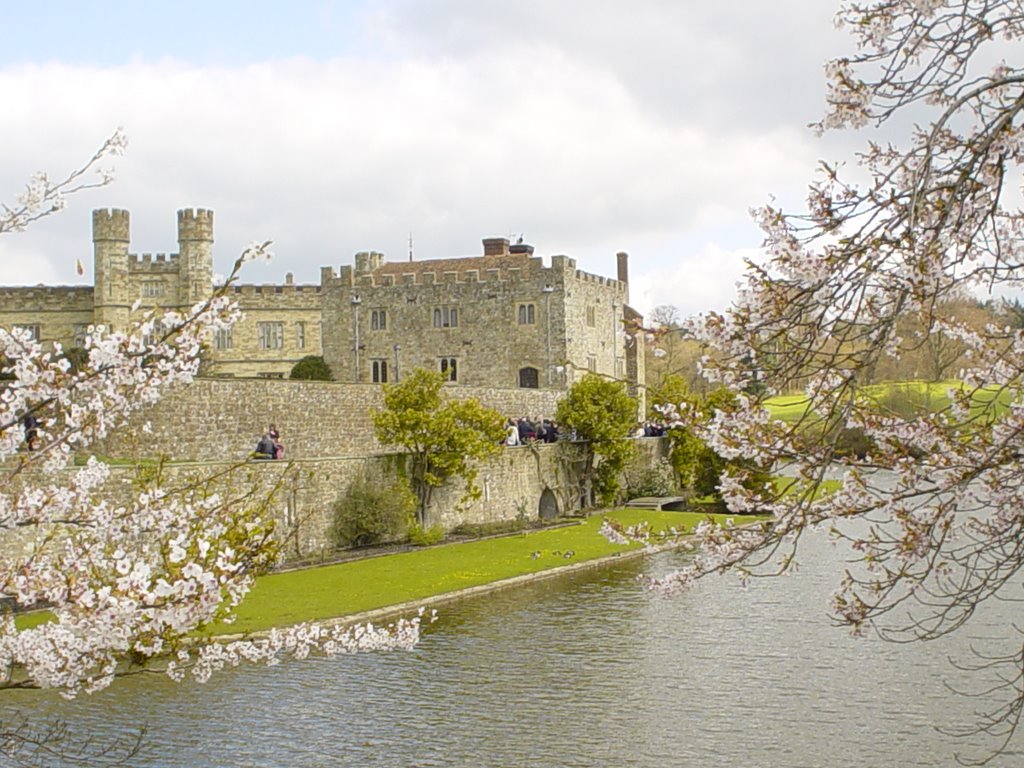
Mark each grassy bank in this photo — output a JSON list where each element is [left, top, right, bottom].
[[767, 380, 1011, 424], [206, 507, 748, 636]]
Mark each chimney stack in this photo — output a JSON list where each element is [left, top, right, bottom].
[[616, 251, 629, 284], [483, 237, 510, 256]]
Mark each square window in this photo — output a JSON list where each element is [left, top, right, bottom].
[[214, 327, 233, 350], [13, 324, 40, 342], [258, 322, 284, 350], [433, 306, 458, 328]]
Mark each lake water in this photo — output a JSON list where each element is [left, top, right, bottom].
[[6, 531, 1022, 767]]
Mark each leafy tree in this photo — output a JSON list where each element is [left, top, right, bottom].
[[650, 376, 769, 499], [331, 474, 417, 548], [641, 2, 1024, 761], [290, 354, 334, 380], [647, 372, 690, 421], [556, 374, 638, 506], [372, 368, 506, 525]]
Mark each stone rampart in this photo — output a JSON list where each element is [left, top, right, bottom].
[[98, 378, 565, 462], [87, 435, 669, 562]]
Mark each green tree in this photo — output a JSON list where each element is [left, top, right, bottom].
[[290, 355, 333, 380], [372, 368, 506, 525], [331, 474, 417, 548], [556, 374, 638, 507], [664, 386, 770, 500]]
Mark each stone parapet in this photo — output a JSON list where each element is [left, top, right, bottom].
[[96, 379, 565, 462], [79, 436, 667, 562]]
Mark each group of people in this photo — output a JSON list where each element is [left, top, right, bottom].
[[504, 417, 561, 446], [253, 425, 285, 460], [637, 421, 668, 437], [249, 416, 664, 460]]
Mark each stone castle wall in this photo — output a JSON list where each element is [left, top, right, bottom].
[[98, 378, 565, 461], [0, 287, 94, 346], [209, 285, 324, 378], [88, 436, 669, 562], [0, 209, 643, 402], [320, 246, 632, 392]]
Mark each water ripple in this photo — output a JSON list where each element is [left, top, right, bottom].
[[6, 533, 1021, 766]]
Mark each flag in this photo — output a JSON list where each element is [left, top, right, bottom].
[[75, 259, 84, 276]]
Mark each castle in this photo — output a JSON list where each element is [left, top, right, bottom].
[[0, 209, 645, 407]]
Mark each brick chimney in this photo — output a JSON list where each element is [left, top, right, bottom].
[[616, 251, 629, 284], [483, 237, 510, 256]]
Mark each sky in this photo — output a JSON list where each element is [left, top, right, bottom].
[[0, 0, 856, 318]]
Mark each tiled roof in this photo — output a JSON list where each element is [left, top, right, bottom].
[[372, 252, 535, 276]]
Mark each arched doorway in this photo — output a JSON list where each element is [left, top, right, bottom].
[[538, 488, 559, 520]]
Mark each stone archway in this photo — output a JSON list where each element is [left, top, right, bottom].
[[538, 487, 559, 520]]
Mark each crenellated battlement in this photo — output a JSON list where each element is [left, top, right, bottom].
[[338, 256, 552, 288], [93, 209, 130, 242], [0, 286, 94, 311], [177, 208, 213, 241], [130, 252, 181, 268], [230, 283, 322, 296], [572, 268, 628, 293]]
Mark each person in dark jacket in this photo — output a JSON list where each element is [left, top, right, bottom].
[[254, 429, 276, 460]]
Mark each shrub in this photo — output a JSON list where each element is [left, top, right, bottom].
[[331, 475, 416, 549], [290, 355, 334, 381], [624, 458, 678, 499], [408, 523, 445, 547]]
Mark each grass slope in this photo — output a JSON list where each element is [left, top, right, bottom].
[[767, 380, 1011, 423], [207, 508, 746, 636]]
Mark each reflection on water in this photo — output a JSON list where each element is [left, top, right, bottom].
[[6, 534, 1022, 767]]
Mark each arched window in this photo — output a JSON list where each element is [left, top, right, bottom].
[[440, 357, 458, 381]]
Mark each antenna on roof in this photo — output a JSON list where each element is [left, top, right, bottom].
[[408, 232, 414, 262]]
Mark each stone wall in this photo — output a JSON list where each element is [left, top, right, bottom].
[[0, 209, 644, 397], [89, 435, 670, 563], [98, 378, 566, 462], [207, 284, 325, 378]]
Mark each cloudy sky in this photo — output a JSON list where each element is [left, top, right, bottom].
[[0, 1, 855, 318]]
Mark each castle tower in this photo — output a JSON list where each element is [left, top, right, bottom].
[[177, 209, 214, 305], [92, 208, 131, 330]]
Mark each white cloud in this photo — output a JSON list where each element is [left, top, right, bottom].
[[0, 2, 851, 316], [631, 242, 761, 320]]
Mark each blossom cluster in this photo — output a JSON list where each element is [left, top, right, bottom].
[[0, 152, 418, 698]]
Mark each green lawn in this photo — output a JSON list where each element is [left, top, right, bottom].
[[766, 380, 1012, 423], [206, 508, 750, 636]]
